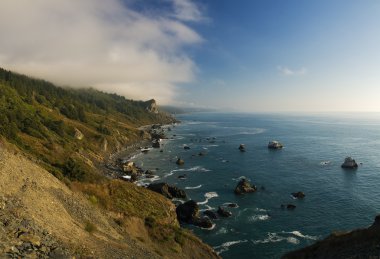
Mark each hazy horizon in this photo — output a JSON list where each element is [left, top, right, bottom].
[[1, 0, 380, 112]]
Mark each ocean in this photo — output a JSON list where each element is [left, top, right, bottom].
[[130, 112, 380, 258]]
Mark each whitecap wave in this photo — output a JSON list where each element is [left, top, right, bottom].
[[214, 240, 248, 254], [283, 231, 318, 240], [172, 166, 211, 173], [185, 184, 202, 189], [252, 231, 318, 245], [320, 161, 331, 165], [216, 227, 228, 235], [197, 192, 219, 205], [135, 175, 161, 186], [248, 215, 270, 222], [200, 223, 216, 230]]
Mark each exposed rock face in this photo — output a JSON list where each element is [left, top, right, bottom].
[[282, 215, 380, 259], [291, 192, 305, 199], [193, 217, 213, 229], [176, 201, 215, 229], [147, 183, 187, 199], [341, 157, 358, 169], [145, 99, 158, 113], [176, 200, 199, 223], [234, 178, 257, 195], [74, 128, 84, 140]]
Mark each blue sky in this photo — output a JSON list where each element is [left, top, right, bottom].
[[183, 0, 380, 112], [1, 0, 380, 112]]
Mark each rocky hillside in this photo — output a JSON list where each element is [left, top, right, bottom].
[[0, 136, 219, 258], [0, 68, 219, 258], [282, 215, 380, 259], [0, 67, 176, 183]]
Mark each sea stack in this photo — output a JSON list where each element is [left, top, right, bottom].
[[234, 178, 257, 194], [238, 144, 246, 152], [268, 140, 283, 149], [341, 157, 358, 169]]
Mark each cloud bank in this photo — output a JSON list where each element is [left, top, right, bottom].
[[0, 0, 204, 103]]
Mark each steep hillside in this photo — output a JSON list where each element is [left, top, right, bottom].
[[0, 67, 175, 183], [0, 135, 219, 258], [282, 215, 380, 259], [0, 68, 219, 258]]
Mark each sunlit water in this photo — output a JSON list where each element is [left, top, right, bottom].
[[131, 112, 380, 258]]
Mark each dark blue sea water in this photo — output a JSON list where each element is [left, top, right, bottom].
[[131, 112, 380, 258]]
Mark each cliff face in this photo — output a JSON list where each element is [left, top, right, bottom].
[[0, 141, 219, 258], [282, 216, 380, 259]]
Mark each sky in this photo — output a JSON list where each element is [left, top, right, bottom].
[[0, 0, 380, 112]]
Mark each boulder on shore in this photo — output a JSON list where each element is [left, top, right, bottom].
[[147, 183, 187, 199], [341, 157, 358, 169], [234, 178, 257, 195], [291, 191, 305, 199]]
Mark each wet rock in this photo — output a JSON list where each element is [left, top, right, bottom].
[[193, 217, 213, 229], [291, 191, 305, 199], [178, 174, 187, 179], [268, 140, 283, 149], [203, 210, 218, 219], [176, 200, 199, 223], [234, 178, 257, 195], [341, 157, 358, 169], [217, 206, 232, 217], [238, 144, 246, 152], [287, 204, 296, 210], [148, 183, 187, 199], [226, 203, 238, 208], [176, 158, 185, 165], [184, 146, 191, 150]]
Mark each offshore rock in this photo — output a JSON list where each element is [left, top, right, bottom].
[[234, 178, 257, 195]]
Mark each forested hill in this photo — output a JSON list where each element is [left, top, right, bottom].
[[0, 67, 175, 183]]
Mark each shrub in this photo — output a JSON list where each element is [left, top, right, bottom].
[[84, 221, 97, 233]]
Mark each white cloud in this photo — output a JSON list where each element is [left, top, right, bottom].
[[278, 66, 307, 76], [170, 0, 205, 22], [0, 0, 204, 104]]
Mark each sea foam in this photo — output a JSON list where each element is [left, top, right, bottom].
[[197, 192, 219, 205], [214, 240, 248, 254]]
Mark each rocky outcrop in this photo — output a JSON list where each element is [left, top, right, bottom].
[[268, 140, 283, 149], [176, 200, 199, 223], [147, 183, 187, 199], [282, 215, 380, 259], [74, 128, 84, 140], [234, 178, 257, 194], [145, 99, 158, 113], [176, 200, 215, 229], [176, 158, 185, 165], [217, 206, 232, 217], [238, 144, 246, 152], [203, 210, 218, 219], [341, 157, 358, 169]]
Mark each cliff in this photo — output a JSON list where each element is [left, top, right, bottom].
[[282, 215, 380, 259], [0, 68, 219, 258]]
